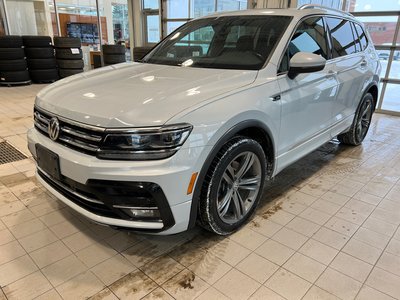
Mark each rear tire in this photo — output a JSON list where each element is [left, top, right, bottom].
[[0, 70, 30, 83], [103, 54, 126, 64], [22, 36, 52, 47], [337, 93, 374, 146], [29, 69, 59, 83], [59, 68, 83, 78], [198, 136, 267, 235], [55, 48, 83, 60], [54, 37, 81, 48], [103, 45, 126, 55], [27, 58, 56, 70], [25, 47, 54, 59], [0, 59, 27, 72], [0, 48, 25, 60], [0, 36, 23, 48], [56, 59, 84, 69]]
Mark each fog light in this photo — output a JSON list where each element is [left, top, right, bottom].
[[121, 208, 161, 219]]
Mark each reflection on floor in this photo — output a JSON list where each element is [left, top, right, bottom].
[[0, 84, 400, 300]]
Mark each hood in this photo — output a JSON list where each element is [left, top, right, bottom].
[[36, 62, 258, 128]]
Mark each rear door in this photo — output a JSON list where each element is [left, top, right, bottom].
[[325, 17, 369, 135], [276, 16, 338, 170]]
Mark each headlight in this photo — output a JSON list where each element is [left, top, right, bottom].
[[97, 123, 192, 160]]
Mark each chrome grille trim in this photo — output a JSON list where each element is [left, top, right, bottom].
[[58, 136, 99, 152], [34, 107, 105, 155], [61, 126, 103, 142]]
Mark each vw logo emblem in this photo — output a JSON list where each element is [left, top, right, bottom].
[[48, 117, 60, 141]]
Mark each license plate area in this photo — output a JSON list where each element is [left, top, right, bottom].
[[36, 144, 61, 180]]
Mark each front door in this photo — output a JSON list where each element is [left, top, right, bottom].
[[276, 16, 339, 171]]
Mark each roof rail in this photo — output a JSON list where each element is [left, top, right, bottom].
[[298, 4, 353, 17]]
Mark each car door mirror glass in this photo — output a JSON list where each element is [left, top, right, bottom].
[[288, 52, 326, 79]]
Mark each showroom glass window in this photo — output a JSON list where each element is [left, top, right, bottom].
[[297, 0, 342, 9], [164, 0, 247, 36], [348, 0, 400, 113], [143, 0, 160, 45], [279, 17, 328, 73]]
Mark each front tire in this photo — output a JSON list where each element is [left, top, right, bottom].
[[199, 137, 267, 235], [337, 93, 374, 146]]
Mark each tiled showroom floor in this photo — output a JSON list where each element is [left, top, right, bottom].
[[0, 85, 400, 300]]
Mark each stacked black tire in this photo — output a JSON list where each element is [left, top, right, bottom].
[[54, 37, 84, 78], [0, 36, 30, 85], [103, 45, 126, 66], [23, 36, 59, 83]]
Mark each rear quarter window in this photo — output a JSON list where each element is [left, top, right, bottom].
[[354, 23, 368, 51]]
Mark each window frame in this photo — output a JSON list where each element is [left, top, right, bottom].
[[325, 16, 359, 58], [277, 15, 331, 75], [353, 22, 369, 51]]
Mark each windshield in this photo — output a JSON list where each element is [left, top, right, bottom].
[[143, 15, 292, 70]]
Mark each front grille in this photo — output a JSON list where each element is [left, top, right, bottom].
[[37, 170, 176, 231], [34, 107, 105, 155]]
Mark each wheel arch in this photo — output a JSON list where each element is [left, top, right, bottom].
[[188, 119, 276, 229], [366, 84, 378, 110]]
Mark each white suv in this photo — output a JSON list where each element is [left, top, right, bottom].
[[28, 5, 380, 235]]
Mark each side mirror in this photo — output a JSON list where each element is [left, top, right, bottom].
[[288, 52, 326, 79]]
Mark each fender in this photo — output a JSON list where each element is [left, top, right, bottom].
[[188, 119, 276, 229], [363, 80, 379, 110]]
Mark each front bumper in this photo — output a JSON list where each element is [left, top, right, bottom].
[[28, 127, 206, 234]]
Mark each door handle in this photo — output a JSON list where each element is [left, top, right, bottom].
[[270, 94, 281, 101], [326, 70, 337, 79], [360, 60, 368, 67]]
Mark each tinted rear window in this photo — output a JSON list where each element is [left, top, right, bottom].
[[326, 17, 357, 57]]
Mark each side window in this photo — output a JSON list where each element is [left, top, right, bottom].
[[326, 17, 357, 57], [354, 23, 368, 51], [278, 17, 328, 73]]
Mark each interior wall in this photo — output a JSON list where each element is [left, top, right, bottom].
[[7, 0, 38, 35]]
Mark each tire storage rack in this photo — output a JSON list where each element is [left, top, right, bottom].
[[0, 36, 30, 86], [54, 37, 84, 79], [23, 36, 59, 83], [103, 45, 126, 66]]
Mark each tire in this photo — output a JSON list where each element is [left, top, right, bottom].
[[29, 69, 59, 83], [103, 45, 126, 55], [55, 48, 83, 60], [0, 59, 27, 72], [56, 59, 84, 69], [54, 37, 81, 48], [103, 54, 126, 64], [22, 36, 52, 47], [0, 48, 25, 60], [0, 36, 23, 48], [198, 136, 267, 235], [59, 68, 83, 78], [27, 58, 56, 70], [337, 93, 374, 146], [25, 47, 55, 59], [0, 70, 30, 83]]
